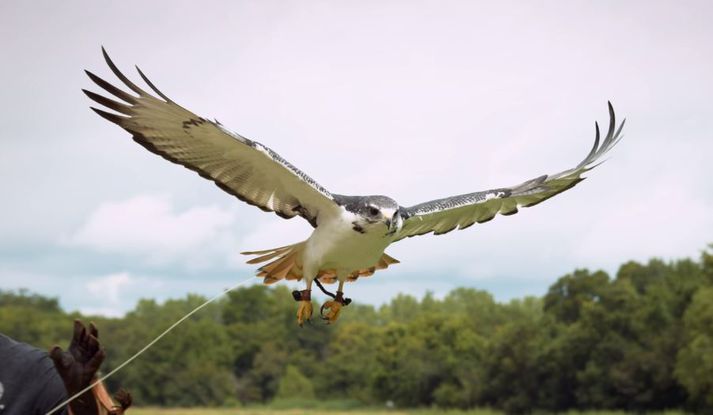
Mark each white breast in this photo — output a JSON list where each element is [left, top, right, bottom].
[[303, 208, 392, 277]]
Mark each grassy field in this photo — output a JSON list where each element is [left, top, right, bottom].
[[130, 410, 498, 415], [130, 409, 498, 415], [130, 409, 686, 415]]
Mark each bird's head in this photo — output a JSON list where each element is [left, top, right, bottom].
[[342, 195, 403, 237], [333, 195, 403, 236]]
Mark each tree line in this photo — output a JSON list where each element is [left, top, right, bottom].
[[1, 247, 713, 413]]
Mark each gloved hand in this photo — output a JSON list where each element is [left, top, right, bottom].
[[49, 320, 131, 415]]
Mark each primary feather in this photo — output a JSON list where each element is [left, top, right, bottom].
[[395, 103, 624, 240], [84, 48, 340, 228]]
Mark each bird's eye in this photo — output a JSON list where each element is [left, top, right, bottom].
[[368, 206, 379, 216]]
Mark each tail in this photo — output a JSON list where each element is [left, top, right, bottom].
[[242, 243, 400, 284], [241, 242, 306, 284], [317, 254, 400, 284]]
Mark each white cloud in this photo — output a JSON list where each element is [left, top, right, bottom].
[[79, 273, 256, 317], [236, 216, 311, 254], [81, 271, 161, 317], [67, 195, 242, 268], [572, 173, 713, 267], [85, 272, 133, 305]]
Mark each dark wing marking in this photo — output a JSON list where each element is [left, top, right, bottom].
[[395, 103, 625, 241], [84, 48, 340, 227]]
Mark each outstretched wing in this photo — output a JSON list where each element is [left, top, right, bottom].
[[394, 103, 625, 241], [84, 48, 340, 227]]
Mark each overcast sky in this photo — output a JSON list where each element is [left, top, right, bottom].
[[1, 1, 712, 317]]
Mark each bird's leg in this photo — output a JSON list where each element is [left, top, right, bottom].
[[314, 279, 336, 299], [292, 279, 313, 327], [320, 280, 351, 324]]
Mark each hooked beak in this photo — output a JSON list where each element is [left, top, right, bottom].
[[385, 212, 403, 236]]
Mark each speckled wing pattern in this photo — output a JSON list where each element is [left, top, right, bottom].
[[84, 48, 339, 227], [395, 103, 625, 241]]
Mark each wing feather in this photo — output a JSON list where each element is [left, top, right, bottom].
[[395, 103, 624, 241], [84, 48, 339, 226]]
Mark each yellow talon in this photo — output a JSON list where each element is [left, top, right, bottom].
[[293, 289, 313, 326], [296, 300, 313, 326], [321, 300, 343, 324], [319, 290, 350, 324]]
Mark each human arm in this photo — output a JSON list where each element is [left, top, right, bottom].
[[49, 320, 131, 415]]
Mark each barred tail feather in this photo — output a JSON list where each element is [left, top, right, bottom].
[[242, 244, 400, 284], [311, 252, 400, 284], [242, 242, 306, 284]]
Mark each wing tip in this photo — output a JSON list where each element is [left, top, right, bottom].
[[135, 64, 172, 102], [84, 68, 139, 105], [89, 106, 126, 126], [83, 89, 133, 115], [100, 47, 146, 96]]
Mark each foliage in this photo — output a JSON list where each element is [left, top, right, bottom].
[[2, 247, 713, 412], [275, 365, 315, 400], [127, 408, 682, 415], [675, 286, 713, 409]]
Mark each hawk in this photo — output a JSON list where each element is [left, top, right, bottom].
[[84, 48, 625, 325]]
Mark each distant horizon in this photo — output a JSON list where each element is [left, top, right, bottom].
[[4, 241, 710, 318]]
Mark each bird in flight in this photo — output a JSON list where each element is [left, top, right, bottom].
[[84, 48, 625, 326]]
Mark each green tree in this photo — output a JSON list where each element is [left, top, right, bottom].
[[3, 244, 713, 411], [100, 295, 235, 406], [676, 286, 713, 410], [0, 289, 68, 347], [275, 364, 315, 400]]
